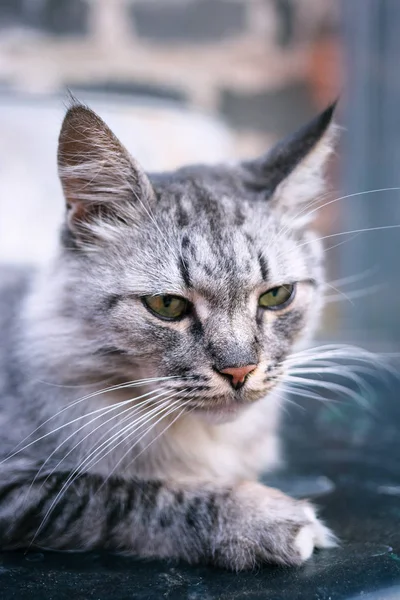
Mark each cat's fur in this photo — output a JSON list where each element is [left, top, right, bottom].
[[0, 102, 337, 570]]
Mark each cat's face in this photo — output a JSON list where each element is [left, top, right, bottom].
[[56, 104, 335, 418]]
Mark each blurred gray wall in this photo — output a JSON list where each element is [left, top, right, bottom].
[[341, 0, 400, 345]]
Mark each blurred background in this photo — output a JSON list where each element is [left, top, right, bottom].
[[0, 0, 398, 348]]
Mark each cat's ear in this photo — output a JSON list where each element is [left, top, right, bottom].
[[58, 103, 154, 243], [244, 103, 338, 227]]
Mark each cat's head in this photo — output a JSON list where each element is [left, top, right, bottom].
[[55, 102, 336, 418]]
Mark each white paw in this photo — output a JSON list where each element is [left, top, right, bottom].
[[294, 524, 316, 561], [295, 505, 337, 562]]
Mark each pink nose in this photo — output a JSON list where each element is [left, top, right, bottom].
[[219, 364, 257, 388]]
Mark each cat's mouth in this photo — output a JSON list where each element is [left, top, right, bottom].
[[144, 365, 284, 424]]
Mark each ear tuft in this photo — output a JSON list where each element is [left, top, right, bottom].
[[58, 104, 154, 243]]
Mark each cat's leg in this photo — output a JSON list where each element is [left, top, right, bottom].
[[0, 474, 335, 570]]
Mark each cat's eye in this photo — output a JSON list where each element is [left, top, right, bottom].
[[258, 284, 295, 310], [142, 295, 190, 321]]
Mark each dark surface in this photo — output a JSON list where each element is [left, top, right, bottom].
[[1, 374, 400, 599], [2, 464, 400, 600]]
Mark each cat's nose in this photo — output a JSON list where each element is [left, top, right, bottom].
[[218, 364, 257, 390]]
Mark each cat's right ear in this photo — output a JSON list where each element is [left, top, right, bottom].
[[242, 103, 338, 228], [58, 103, 155, 244]]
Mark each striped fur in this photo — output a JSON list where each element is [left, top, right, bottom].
[[0, 103, 336, 569]]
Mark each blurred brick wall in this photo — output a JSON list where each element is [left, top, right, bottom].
[[0, 0, 339, 157]]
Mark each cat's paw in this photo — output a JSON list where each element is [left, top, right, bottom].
[[213, 482, 336, 570], [292, 504, 336, 561]]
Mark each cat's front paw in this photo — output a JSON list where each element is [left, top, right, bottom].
[[213, 482, 336, 570]]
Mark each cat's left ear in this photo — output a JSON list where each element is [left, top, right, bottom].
[[244, 103, 338, 227]]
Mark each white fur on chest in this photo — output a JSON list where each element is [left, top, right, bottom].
[[85, 390, 283, 485]]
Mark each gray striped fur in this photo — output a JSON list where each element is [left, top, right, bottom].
[[0, 103, 336, 569]]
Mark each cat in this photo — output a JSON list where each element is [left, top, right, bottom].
[[0, 100, 338, 570]]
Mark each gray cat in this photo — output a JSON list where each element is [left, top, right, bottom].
[[0, 101, 338, 570]]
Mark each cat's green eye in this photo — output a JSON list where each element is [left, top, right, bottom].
[[142, 295, 189, 321], [258, 284, 295, 310]]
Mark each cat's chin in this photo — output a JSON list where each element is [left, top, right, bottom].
[[194, 403, 251, 425]]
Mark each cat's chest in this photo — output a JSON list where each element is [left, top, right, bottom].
[[161, 395, 283, 484]]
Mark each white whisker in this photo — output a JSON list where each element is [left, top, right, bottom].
[[291, 187, 400, 227], [327, 268, 378, 288], [81, 394, 187, 476], [271, 387, 306, 414], [324, 282, 355, 306], [324, 283, 382, 303], [29, 392, 187, 548], [297, 224, 400, 250], [99, 395, 191, 490], [281, 383, 338, 403], [285, 375, 371, 409], [34, 389, 174, 489], [280, 343, 400, 413], [8, 376, 181, 458], [4, 386, 173, 464], [287, 366, 374, 393]]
